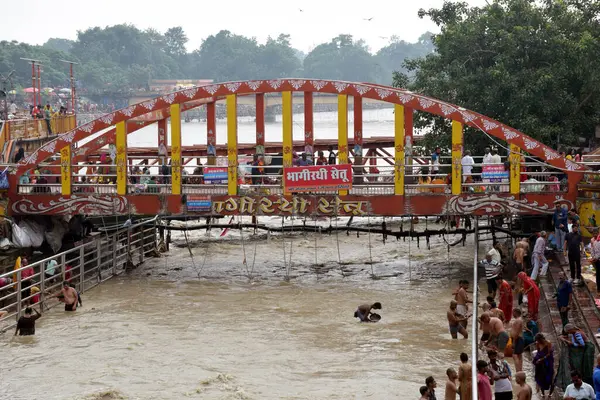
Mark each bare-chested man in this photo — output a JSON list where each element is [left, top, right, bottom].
[[511, 308, 525, 372], [455, 280, 472, 328], [444, 368, 459, 400], [57, 281, 78, 311], [481, 312, 509, 354], [515, 371, 532, 400], [514, 245, 525, 272], [355, 302, 381, 322], [447, 300, 469, 339]]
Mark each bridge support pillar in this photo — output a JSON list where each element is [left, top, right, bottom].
[[60, 145, 72, 196], [226, 95, 238, 196], [338, 94, 349, 195], [451, 121, 463, 195], [404, 107, 414, 183], [170, 104, 182, 195], [256, 94, 265, 154], [157, 119, 167, 159], [304, 92, 313, 155], [394, 104, 405, 195], [353, 96, 363, 155], [116, 121, 127, 195], [509, 143, 521, 195], [282, 91, 293, 195], [207, 102, 216, 166]]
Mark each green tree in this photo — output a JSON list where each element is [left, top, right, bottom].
[[164, 27, 188, 57], [397, 0, 600, 154], [43, 38, 74, 54]]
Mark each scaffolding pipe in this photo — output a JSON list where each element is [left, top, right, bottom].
[[471, 216, 479, 400]]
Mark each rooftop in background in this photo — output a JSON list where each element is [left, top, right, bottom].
[[149, 79, 213, 93]]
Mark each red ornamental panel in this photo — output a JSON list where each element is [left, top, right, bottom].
[[284, 164, 353, 192]]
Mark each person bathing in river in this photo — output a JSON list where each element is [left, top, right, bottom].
[[354, 302, 381, 322], [445, 368, 459, 400], [14, 307, 41, 336], [486, 296, 505, 322], [481, 312, 510, 354], [496, 275, 513, 323], [511, 308, 525, 372], [447, 300, 469, 339], [515, 371, 532, 400], [454, 280, 472, 329], [55, 281, 79, 311]]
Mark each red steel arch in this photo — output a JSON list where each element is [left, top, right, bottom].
[[15, 79, 583, 179]]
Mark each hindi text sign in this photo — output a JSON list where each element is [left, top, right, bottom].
[[284, 164, 353, 192]]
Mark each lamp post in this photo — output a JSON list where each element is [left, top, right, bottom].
[[60, 60, 79, 114], [20, 58, 41, 108]]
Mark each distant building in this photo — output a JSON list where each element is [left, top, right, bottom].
[[149, 79, 213, 93]]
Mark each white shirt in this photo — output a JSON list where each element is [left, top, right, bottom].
[[490, 154, 502, 164], [490, 360, 513, 393], [8, 103, 17, 114], [461, 155, 474, 175], [483, 153, 493, 164], [488, 248, 501, 263], [563, 382, 595, 399]]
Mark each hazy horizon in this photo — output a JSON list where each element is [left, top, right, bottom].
[[2, 0, 487, 53]]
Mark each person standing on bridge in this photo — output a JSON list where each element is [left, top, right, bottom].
[[328, 146, 336, 165], [431, 147, 441, 177], [553, 203, 568, 252]]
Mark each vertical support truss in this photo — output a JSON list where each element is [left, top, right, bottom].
[[170, 104, 182, 195], [510, 143, 521, 195], [451, 121, 463, 195], [115, 121, 127, 195], [282, 91, 293, 194], [60, 145, 72, 196], [394, 104, 405, 195], [338, 94, 349, 195], [226, 94, 238, 196]]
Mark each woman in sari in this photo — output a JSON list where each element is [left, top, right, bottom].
[[496, 276, 513, 323], [533, 333, 554, 398], [518, 272, 541, 330]]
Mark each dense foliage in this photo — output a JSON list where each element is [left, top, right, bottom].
[[0, 25, 433, 93], [394, 0, 600, 153]]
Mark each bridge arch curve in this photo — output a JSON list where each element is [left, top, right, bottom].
[[15, 78, 582, 177]]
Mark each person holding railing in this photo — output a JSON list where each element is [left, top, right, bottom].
[[14, 307, 41, 336]]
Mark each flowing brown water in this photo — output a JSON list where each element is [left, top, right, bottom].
[[0, 220, 511, 399]]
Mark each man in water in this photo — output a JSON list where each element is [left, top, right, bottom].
[[481, 312, 509, 354], [445, 368, 459, 400], [14, 307, 41, 336], [511, 308, 525, 372], [486, 296, 505, 322], [447, 300, 468, 339], [57, 281, 79, 311], [515, 371, 532, 400], [454, 280, 472, 329], [354, 302, 381, 322], [513, 243, 525, 272], [425, 376, 437, 400]]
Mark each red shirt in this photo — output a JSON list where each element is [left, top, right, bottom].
[[21, 267, 34, 280], [477, 372, 493, 400]]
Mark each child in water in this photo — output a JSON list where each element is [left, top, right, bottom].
[[354, 302, 382, 322]]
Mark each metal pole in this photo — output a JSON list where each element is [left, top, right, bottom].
[[79, 246, 85, 292], [60, 60, 79, 115], [15, 269, 22, 321], [96, 238, 102, 282], [37, 65, 41, 107], [39, 260, 45, 314], [31, 62, 36, 107], [471, 216, 479, 400]]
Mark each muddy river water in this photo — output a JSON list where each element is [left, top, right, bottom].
[[1, 218, 492, 399]]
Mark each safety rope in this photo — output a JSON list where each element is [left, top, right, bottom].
[[334, 213, 344, 277], [239, 216, 252, 279]]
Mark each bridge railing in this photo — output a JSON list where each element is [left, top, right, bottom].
[[0, 218, 158, 333], [12, 151, 572, 197]]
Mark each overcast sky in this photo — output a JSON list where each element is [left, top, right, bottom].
[[2, 0, 487, 53]]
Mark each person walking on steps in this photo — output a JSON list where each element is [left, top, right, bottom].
[[564, 224, 584, 285]]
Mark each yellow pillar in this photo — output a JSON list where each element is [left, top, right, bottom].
[[394, 104, 405, 195], [60, 145, 71, 196], [451, 121, 463, 195], [115, 121, 127, 195], [170, 104, 182, 195], [338, 94, 349, 195], [282, 91, 293, 195], [510, 143, 521, 195], [226, 95, 238, 196]]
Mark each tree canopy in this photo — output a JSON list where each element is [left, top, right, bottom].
[[395, 0, 600, 153], [0, 25, 432, 93]]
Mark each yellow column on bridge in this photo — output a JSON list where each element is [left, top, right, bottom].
[[510, 143, 521, 195], [170, 104, 182, 195], [338, 94, 348, 196], [282, 91, 293, 195], [394, 104, 405, 195], [115, 121, 127, 196], [60, 145, 71, 196], [451, 121, 463, 195], [226, 94, 238, 196]]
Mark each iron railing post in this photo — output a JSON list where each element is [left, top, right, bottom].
[[96, 238, 102, 282], [39, 260, 45, 314], [61, 253, 66, 282], [471, 217, 479, 400], [15, 269, 22, 321], [139, 226, 144, 263], [79, 245, 85, 291], [112, 234, 117, 275]]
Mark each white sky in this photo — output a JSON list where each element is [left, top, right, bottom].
[[1, 0, 487, 53]]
